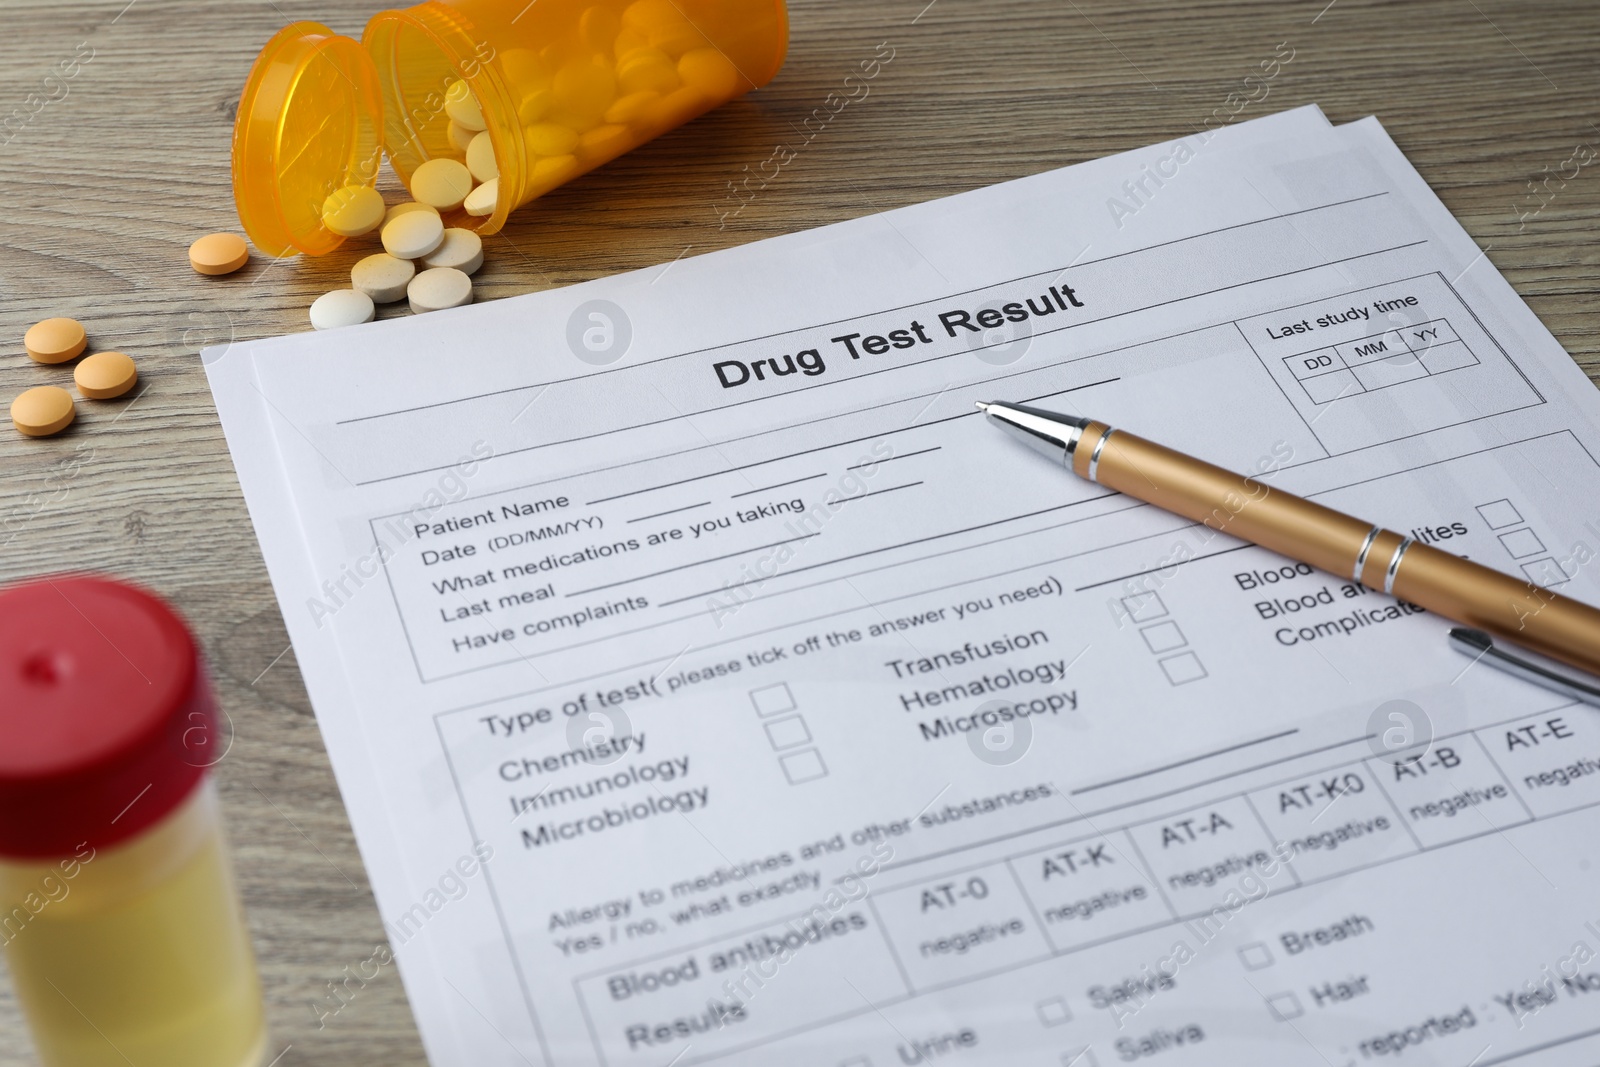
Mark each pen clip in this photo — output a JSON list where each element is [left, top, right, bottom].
[[1448, 628, 1600, 708]]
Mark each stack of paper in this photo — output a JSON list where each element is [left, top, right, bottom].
[[208, 107, 1600, 1066]]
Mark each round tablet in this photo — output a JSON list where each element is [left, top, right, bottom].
[[466, 130, 499, 183], [321, 185, 386, 237], [188, 232, 249, 276], [409, 158, 475, 212], [408, 268, 474, 314], [463, 178, 499, 217], [421, 228, 484, 275], [74, 351, 138, 399], [309, 289, 376, 330], [678, 49, 739, 99], [447, 120, 476, 153], [24, 318, 87, 364], [351, 253, 417, 303], [381, 210, 446, 260], [383, 200, 439, 228], [444, 79, 486, 132], [11, 386, 75, 437]]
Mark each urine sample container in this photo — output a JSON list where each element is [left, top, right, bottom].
[[0, 575, 266, 1067], [232, 0, 789, 256]]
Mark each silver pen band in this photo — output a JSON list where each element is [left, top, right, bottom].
[[1088, 428, 1115, 483], [1352, 525, 1381, 582], [1383, 538, 1413, 596]]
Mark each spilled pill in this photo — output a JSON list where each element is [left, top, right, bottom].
[[408, 267, 474, 314], [421, 228, 484, 275], [382, 210, 446, 260], [188, 232, 250, 276], [352, 253, 417, 304], [409, 158, 475, 212], [321, 185, 386, 237], [309, 289, 376, 330], [448, 120, 476, 153], [463, 179, 499, 217], [74, 351, 138, 399], [11, 386, 75, 437], [24, 318, 87, 364], [383, 201, 439, 228]]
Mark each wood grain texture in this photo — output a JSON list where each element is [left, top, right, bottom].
[[1, 0, 1596, 1062]]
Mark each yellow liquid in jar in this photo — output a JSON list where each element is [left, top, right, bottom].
[[1, 784, 265, 1067]]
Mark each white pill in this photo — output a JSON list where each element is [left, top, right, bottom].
[[408, 267, 474, 314], [421, 228, 484, 275], [409, 157, 475, 212], [310, 289, 376, 330], [447, 120, 476, 153], [464, 178, 498, 217], [444, 79, 486, 132], [466, 130, 499, 183], [383, 200, 438, 228], [381, 210, 446, 260], [351, 253, 417, 303]]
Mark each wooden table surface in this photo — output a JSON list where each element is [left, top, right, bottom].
[[2, 0, 1597, 1062]]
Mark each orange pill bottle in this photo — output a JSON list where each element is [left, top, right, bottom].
[[0, 576, 266, 1067], [232, 0, 788, 256]]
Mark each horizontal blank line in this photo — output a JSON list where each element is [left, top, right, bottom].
[[849, 446, 941, 470], [626, 501, 710, 524], [1071, 728, 1300, 795], [730, 473, 828, 499]]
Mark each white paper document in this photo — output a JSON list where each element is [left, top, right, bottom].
[[207, 107, 1600, 1066]]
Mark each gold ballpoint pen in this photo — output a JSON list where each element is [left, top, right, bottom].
[[977, 400, 1600, 705]]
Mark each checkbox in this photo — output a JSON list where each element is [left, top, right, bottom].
[[1237, 943, 1274, 971], [1476, 499, 1523, 529], [1498, 528, 1545, 559], [780, 748, 828, 784], [1061, 1048, 1099, 1067], [1159, 651, 1208, 685], [1121, 591, 1168, 623], [1036, 996, 1072, 1027], [1522, 558, 1570, 587], [750, 682, 796, 717], [1266, 991, 1304, 1021], [1140, 620, 1187, 654], [764, 715, 811, 751]]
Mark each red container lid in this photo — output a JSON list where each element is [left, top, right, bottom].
[[0, 575, 215, 859]]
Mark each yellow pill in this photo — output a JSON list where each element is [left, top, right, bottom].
[[409, 158, 475, 212], [444, 79, 486, 132], [644, 85, 709, 126], [614, 27, 648, 56], [580, 5, 621, 54], [617, 48, 680, 95], [74, 351, 138, 400], [525, 122, 579, 156], [605, 90, 661, 125], [463, 179, 499, 217], [578, 124, 631, 160], [500, 48, 551, 88], [381, 210, 446, 260], [520, 87, 554, 125], [650, 22, 708, 57], [383, 201, 439, 228], [321, 185, 386, 238], [447, 120, 476, 153], [188, 232, 250, 276], [11, 386, 75, 437], [552, 57, 616, 128], [678, 48, 740, 99], [622, 0, 681, 34], [466, 131, 499, 183], [24, 318, 87, 364], [530, 155, 579, 192]]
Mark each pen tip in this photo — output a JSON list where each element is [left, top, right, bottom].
[[974, 401, 991, 412]]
